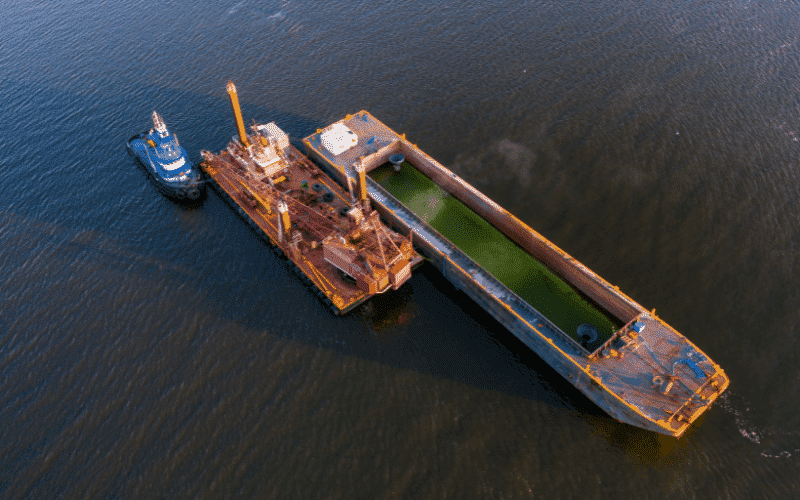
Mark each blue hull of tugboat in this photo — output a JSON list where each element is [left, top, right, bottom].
[[126, 112, 205, 202], [126, 134, 204, 202]]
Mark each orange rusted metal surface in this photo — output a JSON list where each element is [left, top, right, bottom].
[[303, 111, 729, 436], [200, 85, 421, 315]]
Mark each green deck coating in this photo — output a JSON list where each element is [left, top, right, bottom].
[[370, 162, 621, 347]]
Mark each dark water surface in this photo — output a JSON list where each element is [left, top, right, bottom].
[[2, 0, 800, 498]]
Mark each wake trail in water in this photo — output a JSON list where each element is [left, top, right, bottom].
[[228, 1, 246, 15], [718, 391, 800, 459]]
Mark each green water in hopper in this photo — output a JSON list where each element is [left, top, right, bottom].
[[370, 162, 621, 348]]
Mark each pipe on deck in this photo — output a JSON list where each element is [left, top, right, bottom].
[[355, 160, 370, 212], [278, 200, 290, 242]]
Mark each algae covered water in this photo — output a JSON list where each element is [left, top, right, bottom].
[[370, 162, 621, 346], [3, 0, 800, 498]]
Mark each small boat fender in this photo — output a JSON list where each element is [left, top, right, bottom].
[[577, 323, 598, 343]]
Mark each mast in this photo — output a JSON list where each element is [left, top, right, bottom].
[[152, 111, 168, 137], [226, 80, 251, 148]]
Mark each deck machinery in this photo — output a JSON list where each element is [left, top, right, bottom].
[[303, 111, 730, 437], [200, 83, 421, 315]]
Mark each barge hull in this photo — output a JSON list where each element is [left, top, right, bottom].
[[202, 145, 369, 315], [200, 82, 421, 316], [303, 111, 729, 437]]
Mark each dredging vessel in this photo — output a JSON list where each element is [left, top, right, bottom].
[[303, 111, 729, 437], [127, 111, 204, 201], [200, 83, 421, 315]]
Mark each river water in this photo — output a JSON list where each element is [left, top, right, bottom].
[[2, 1, 799, 498]]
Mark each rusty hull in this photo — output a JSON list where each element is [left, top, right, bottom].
[[302, 111, 729, 437], [201, 140, 421, 316]]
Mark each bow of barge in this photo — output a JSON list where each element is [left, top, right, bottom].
[[302, 111, 729, 437]]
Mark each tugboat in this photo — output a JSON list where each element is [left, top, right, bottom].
[[127, 111, 204, 201]]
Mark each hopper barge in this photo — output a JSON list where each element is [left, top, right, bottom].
[[200, 83, 421, 315], [303, 111, 729, 437]]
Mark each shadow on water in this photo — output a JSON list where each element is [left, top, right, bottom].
[[1, 78, 639, 445], [190, 208, 615, 422]]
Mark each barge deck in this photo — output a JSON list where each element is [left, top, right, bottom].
[[201, 85, 421, 315], [302, 111, 729, 437]]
